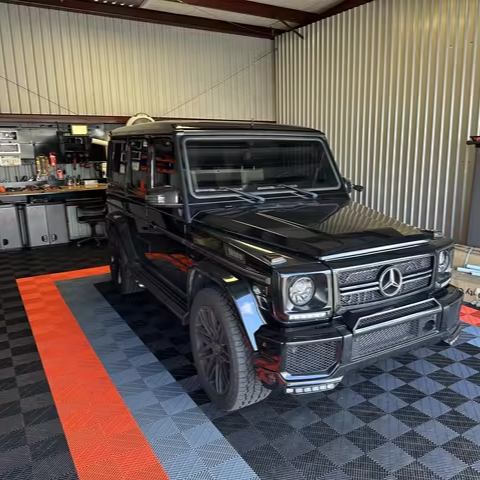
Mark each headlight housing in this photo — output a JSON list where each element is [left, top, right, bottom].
[[437, 247, 453, 286], [288, 277, 315, 306], [438, 250, 452, 273], [275, 271, 332, 323]]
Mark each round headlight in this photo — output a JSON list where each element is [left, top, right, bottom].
[[288, 277, 315, 306], [438, 250, 452, 273]]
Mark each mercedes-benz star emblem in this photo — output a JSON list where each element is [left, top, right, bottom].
[[378, 267, 403, 297]]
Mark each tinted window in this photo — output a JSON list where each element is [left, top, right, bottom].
[[153, 138, 175, 187], [128, 138, 148, 190], [184, 138, 339, 197], [111, 141, 126, 187]]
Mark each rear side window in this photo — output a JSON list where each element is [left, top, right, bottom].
[[128, 138, 148, 191], [153, 138, 175, 187], [110, 141, 126, 187]]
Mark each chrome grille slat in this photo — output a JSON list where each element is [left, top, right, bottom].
[[340, 275, 431, 307], [336, 255, 434, 307], [351, 314, 438, 360], [356, 299, 439, 329], [338, 256, 432, 287]]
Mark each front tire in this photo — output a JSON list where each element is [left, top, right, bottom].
[[190, 287, 270, 411]]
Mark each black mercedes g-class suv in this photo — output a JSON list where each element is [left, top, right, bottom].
[[106, 120, 463, 411]]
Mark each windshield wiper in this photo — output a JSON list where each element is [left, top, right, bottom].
[[219, 186, 265, 203], [278, 184, 318, 199]]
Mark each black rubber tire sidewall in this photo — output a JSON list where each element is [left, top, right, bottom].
[[190, 287, 269, 411], [108, 241, 140, 295]]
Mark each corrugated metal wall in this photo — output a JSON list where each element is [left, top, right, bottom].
[[276, 0, 480, 241], [0, 3, 274, 120]]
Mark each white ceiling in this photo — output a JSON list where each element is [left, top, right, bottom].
[[140, 0, 344, 30]]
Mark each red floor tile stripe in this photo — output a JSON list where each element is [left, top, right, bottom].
[[17, 267, 169, 480], [461, 305, 480, 326]]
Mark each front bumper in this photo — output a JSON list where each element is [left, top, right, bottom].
[[254, 286, 463, 393]]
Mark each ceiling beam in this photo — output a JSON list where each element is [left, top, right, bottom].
[[173, 0, 322, 25], [0, 113, 277, 124], [2, 0, 281, 38], [297, 0, 376, 29]]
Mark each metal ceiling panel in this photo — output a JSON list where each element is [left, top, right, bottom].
[[141, 0, 288, 29], [254, 0, 343, 14]]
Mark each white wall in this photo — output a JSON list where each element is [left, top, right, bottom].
[[276, 0, 480, 241], [0, 3, 275, 121]]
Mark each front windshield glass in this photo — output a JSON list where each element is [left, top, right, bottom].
[[184, 137, 340, 198]]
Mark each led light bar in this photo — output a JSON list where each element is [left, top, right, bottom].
[[288, 311, 329, 320], [286, 382, 338, 394]]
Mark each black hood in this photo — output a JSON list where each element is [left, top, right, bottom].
[[193, 199, 427, 259]]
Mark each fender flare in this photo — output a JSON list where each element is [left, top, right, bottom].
[[188, 261, 265, 351]]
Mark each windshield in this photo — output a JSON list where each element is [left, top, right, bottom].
[[184, 137, 340, 198]]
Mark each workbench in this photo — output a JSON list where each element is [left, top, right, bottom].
[[0, 185, 106, 201], [0, 185, 107, 248]]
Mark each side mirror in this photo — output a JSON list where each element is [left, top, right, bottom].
[[146, 185, 181, 206], [343, 177, 364, 194]]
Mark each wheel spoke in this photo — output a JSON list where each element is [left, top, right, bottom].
[[220, 350, 230, 364], [199, 351, 215, 360], [199, 343, 215, 354], [205, 354, 216, 380], [202, 311, 217, 338], [197, 327, 212, 342]]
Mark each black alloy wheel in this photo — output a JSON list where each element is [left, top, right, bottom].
[[195, 306, 231, 395], [190, 287, 270, 411]]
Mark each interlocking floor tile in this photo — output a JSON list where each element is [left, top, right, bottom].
[[4, 243, 480, 479]]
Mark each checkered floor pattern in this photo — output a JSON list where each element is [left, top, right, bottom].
[[2, 243, 480, 479], [0, 245, 110, 480], [93, 281, 480, 480]]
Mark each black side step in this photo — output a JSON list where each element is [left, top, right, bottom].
[[132, 265, 188, 320]]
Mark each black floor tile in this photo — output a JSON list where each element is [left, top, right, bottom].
[[0, 243, 108, 480]]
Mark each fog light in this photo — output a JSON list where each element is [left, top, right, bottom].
[[312, 386, 321, 392], [286, 388, 294, 393], [304, 387, 312, 393]]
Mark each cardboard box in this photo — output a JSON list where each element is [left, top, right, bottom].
[[452, 270, 480, 305], [454, 245, 480, 269]]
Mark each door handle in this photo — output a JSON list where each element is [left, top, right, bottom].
[[41, 235, 48, 242], [51, 234, 58, 243], [2, 239, 7, 246]]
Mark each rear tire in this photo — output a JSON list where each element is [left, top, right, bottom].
[[109, 245, 142, 295], [190, 287, 270, 411]]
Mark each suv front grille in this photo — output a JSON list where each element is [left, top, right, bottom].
[[337, 255, 433, 308], [338, 256, 432, 287]]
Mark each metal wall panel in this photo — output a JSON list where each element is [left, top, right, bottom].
[[0, 3, 275, 121], [276, 0, 480, 241]]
